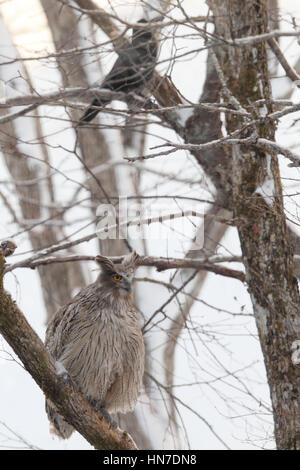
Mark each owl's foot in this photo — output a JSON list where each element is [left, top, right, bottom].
[[98, 406, 118, 430], [88, 399, 117, 429]]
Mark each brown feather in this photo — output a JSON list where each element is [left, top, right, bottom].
[[94, 255, 116, 273], [45, 254, 144, 439]]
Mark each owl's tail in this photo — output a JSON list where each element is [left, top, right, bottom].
[[78, 96, 111, 125], [46, 399, 74, 439]]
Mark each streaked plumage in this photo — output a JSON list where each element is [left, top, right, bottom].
[[45, 251, 144, 439]]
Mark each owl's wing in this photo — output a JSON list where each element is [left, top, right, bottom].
[[45, 288, 85, 359], [45, 282, 104, 361], [45, 303, 71, 359]]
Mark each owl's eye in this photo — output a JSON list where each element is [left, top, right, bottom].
[[113, 274, 122, 281]]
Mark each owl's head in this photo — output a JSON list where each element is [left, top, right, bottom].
[[95, 251, 139, 294]]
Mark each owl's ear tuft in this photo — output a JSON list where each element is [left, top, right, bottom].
[[122, 251, 140, 274], [94, 255, 116, 273]]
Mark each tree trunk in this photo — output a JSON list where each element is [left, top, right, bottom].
[[207, 0, 300, 449]]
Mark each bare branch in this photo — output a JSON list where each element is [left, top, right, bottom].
[[268, 37, 300, 83], [5, 253, 245, 283]]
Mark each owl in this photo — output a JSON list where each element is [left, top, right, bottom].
[[45, 251, 144, 439]]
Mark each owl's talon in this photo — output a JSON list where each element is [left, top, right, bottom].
[[93, 403, 117, 429]]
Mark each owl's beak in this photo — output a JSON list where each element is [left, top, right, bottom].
[[123, 279, 132, 292]]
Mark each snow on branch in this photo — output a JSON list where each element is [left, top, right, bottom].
[[216, 29, 300, 47]]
